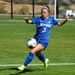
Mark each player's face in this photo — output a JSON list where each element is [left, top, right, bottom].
[[41, 9, 49, 19]]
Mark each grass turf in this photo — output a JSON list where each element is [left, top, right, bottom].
[[0, 19, 75, 75]]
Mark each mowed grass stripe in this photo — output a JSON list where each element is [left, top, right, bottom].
[[0, 20, 75, 75]]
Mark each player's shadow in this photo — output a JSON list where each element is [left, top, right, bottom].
[[0, 67, 43, 75], [9, 67, 44, 75], [9, 68, 34, 75]]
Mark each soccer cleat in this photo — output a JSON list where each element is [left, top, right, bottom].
[[44, 58, 49, 69], [18, 65, 25, 71]]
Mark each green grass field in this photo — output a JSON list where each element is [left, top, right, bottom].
[[0, 19, 75, 75]]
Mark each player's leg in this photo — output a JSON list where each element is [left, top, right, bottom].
[[36, 51, 49, 69], [18, 52, 34, 71], [18, 44, 44, 71], [24, 44, 45, 66], [36, 51, 45, 62], [35, 42, 49, 69]]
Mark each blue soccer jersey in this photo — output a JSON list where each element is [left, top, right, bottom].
[[32, 17, 58, 43]]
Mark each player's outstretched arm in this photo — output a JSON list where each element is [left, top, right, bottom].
[[57, 14, 70, 26], [24, 18, 32, 24]]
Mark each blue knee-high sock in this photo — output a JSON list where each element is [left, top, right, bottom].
[[38, 53, 45, 62], [24, 52, 34, 66]]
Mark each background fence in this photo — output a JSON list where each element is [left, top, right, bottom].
[[0, 0, 75, 19]]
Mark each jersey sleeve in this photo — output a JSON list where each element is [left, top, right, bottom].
[[52, 18, 58, 25], [32, 17, 39, 24]]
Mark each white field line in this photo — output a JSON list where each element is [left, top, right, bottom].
[[0, 63, 75, 66], [0, 24, 25, 26], [0, 24, 74, 26], [0, 20, 24, 22], [0, 19, 73, 21], [57, 19, 73, 20]]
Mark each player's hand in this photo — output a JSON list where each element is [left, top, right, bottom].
[[24, 17, 29, 23], [24, 17, 29, 21], [24, 17, 32, 24], [66, 14, 70, 21]]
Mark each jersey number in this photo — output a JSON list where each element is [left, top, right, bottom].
[[42, 28, 46, 32]]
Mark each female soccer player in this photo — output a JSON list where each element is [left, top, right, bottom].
[[18, 6, 70, 71]]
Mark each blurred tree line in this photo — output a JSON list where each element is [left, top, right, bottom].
[[3, 0, 49, 5], [1, 0, 75, 15], [0, 3, 29, 14], [2, 0, 75, 5]]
